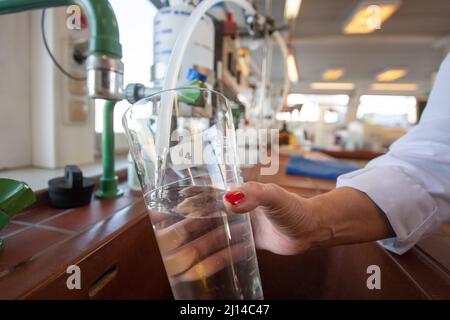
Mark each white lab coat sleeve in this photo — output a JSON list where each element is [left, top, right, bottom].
[[336, 54, 450, 255]]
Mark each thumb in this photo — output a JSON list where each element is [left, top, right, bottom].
[[223, 182, 286, 214]]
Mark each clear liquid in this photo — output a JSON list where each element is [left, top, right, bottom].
[[146, 185, 263, 300]]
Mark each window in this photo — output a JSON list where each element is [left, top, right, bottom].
[[277, 94, 349, 123], [95, 0, 157, 134], [276, 103, 320, 122], [287, 94, 350, 106], [357, 95, 417, 128], [324, 109, 339, 123]]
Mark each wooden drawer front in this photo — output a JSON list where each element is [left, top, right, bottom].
[[29, 216, 172, 300]]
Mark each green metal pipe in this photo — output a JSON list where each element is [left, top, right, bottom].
[[0, 0, 123, 198], [0, 0, 122, 57], [95, 100, 123, 198]]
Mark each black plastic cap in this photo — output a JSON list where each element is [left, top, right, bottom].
[[48, 165, 96, 208]]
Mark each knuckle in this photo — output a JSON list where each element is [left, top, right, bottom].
[[264, 183, 282, 194], [244, 181, 263, 193]]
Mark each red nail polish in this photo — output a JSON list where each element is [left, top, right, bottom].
[[224, 191, 245, 205]]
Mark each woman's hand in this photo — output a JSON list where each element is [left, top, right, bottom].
[[224, 182, 394, 255], [223, 182, 323, 255]]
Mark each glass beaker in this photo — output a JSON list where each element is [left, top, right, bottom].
[[122, 88, 263, 300]]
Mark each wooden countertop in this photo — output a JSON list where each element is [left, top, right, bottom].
[[257, 152, 337, 196], [0, 184, 171, 299], [317, 149, 385, 161]]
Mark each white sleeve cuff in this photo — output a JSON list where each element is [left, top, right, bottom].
[[337, 166, 438, 255]]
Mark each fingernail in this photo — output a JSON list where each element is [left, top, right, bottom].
[[224, 191, 245, 205]]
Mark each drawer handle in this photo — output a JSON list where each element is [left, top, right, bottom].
[[88, 265, 118, 298]]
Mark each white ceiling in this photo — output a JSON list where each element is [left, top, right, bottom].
[[251, 0, 450, 96], [277, 0, 450, 37]]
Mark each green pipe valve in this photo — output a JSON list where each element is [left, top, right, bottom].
[[178, 68, 208, 107]]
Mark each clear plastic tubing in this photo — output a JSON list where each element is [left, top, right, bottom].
[[272, 31, 290, 112], [156, 0, 256, 160]]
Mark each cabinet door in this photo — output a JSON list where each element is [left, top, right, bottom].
[[29, 216, 172, 300]]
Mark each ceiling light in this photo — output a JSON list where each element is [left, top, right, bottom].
[[287, 53, 299, 83], [370, 83, 418, 91], [322, 69, 345, 81], [285, 0, 302, 20], [311, 82, 355, 90], [376, 68, 407, 81], [343, 0, 401, 34]]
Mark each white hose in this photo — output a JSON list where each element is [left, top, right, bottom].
[[156, 0, 256, 157], [273, 30, 290, 113]]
